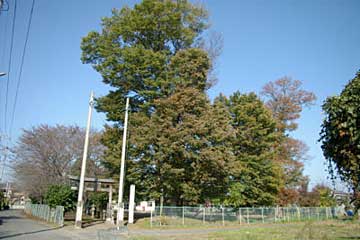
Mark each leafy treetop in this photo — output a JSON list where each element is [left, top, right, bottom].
[[320, 70, 360, 213]]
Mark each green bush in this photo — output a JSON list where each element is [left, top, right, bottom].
[[88, 192, 108, 210], [44, 185, 76, 212]]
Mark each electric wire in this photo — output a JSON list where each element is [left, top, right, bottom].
[[4, 0, 17, 135], [9, 0, 36, 137]]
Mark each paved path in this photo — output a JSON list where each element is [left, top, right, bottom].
[[0, 210, 110, 240], [0, 210, 74, 239], [2, 209, 298, 239]]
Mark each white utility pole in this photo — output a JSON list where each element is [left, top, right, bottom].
[[0, 134, 10, 182], [117, 97, 129, 226], [75, 91, 94, 229]]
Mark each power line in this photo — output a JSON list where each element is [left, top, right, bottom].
[[9, 0, 36, 137], [4, 0, 17, 135]]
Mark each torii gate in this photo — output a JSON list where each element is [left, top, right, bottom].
[[68, 175, 115, 223]]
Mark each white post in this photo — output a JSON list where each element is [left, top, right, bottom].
[[75, 91, 94, 228], [261, 208, 264, 223], [117, 97, 130, 227], [128, 184, 135, 224]]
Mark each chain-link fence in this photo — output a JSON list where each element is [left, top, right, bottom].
[[24, 203, 64, 226], [150, 206, 336, 227]]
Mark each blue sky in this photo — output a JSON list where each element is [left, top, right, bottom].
[[0, 0, 359, 186]]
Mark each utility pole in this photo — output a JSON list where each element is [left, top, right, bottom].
[[75, 91, 94, 229], [0, 148, 8, 181], [0, 134, 10, 182], [117, 97, 129, 227]]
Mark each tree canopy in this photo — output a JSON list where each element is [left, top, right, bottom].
[[129, 88, 234, 205], [220, 92, 282, 206], [261, 77, 316, 205], [80, 0, 313, 207], [81, 0, 211, 117], [320, 70, 360, 212]]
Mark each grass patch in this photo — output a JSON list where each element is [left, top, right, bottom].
[[129, 220, 360, 240]]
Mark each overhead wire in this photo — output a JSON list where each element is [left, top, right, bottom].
[[9, 0, 36, 137], [4, 0, 17, 135]]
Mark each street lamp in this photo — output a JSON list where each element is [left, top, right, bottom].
[[0, 72, 6, 77]]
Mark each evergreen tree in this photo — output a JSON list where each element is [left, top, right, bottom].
[[219, 92, 282, 206], [129, 88, 234, 205]]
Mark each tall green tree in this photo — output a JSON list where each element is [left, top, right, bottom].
[[129, 88, 234, 205], [220, 92, 282, 207], [81, 0, 213, 175], [81, 0, 210, 115], [320, 70, 360, 214]]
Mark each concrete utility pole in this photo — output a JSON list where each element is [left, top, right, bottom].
[[117, 97, 129, 227], [0, 73, 8, 182], [75, 91, 94, 228], [0, 134, 10, 182], [0, 148, 8, 181]]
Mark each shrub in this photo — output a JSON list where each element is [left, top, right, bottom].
[[44, 185, 76, 212]]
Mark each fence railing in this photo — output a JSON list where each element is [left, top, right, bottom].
[[150, 206, 336, 227], [24, 203, 64, 226]]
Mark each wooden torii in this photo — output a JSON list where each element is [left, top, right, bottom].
[[68, 175, 115, 223]]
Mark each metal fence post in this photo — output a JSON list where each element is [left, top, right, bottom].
[[261, 208, 264, 223], [326, 207, 329, 219], [182, 206, 185, 225], [150, 210, 153, 228], [239, 208, 242, 225], [289, 208, 291, 222], [203, 207, 205, 224], [247, 207, 249, 224], [222, 208, 225, 226]]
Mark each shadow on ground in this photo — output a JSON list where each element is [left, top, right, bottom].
[[0, 227, 62, 239], [0, 215, 22, 225]]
